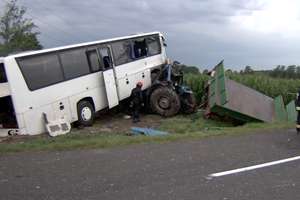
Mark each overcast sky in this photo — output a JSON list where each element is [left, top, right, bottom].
[[2, 0, 300, 70]]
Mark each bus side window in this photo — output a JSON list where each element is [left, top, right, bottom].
[[111, 40, 132, 66], [18, 53, 64, 90], [98, 47, 112, 70], [60, 48, 90, 80], [133, 38, 148, 58], [86, 49, 101, 72], [0, 63, 7, 83], [146, 35, 161, 56]]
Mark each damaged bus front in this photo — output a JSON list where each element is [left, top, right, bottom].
[[0, 57, 18, 136]]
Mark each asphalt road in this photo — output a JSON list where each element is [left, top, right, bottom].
[[1, 129, 300, 200]]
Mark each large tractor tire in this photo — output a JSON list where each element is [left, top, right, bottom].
[[181, 93, 197, 114], [150, 87, 181, 117]]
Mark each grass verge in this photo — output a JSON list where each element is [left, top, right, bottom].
[[0, 114, 294, 154]]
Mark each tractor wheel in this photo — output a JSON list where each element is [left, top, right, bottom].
[[181, 93, 197, 114], [150, 87, 181, 117]]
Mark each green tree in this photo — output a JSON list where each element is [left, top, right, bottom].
[[243, 66, 254, 74], [181, 65, 200, 74], [286, 65, 296, 79], [270, 65, 281, 78], [296, 66, 300, 78], [0, 0, 42, 56], [225, 69, 233, 75], [279, 65, 286, 78], [202, 69, 209, 75]]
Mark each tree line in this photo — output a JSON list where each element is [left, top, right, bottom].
[[182, 64, 300, 80]]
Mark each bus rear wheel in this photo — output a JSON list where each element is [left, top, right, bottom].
[[77, 101, 95, 126], [150, 87, 181, 117]]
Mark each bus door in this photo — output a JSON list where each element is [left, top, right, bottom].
[[99, 46, 119, 108]]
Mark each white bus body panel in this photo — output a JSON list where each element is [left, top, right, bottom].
[[116, 55, 162, 100], [103, 69, 119, 108]]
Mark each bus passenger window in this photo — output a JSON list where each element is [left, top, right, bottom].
[[0, 63, 7, 83], [86, 50, 101, 72], [133, 38, 148, 58], [99, 48, 112, 70], [146, 36, 161, 56], [111, 40, 132, 66], [60, 48, 90, 79], [18, 53, 64, 90]]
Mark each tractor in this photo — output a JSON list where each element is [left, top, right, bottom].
[[147, 61, 197, 117]]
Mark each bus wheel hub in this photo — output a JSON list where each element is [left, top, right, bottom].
[[81, 107, 92, 121]]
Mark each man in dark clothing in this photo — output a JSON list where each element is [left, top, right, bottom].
[[130, 82, 144, 123], [296, 90, 300, 134]]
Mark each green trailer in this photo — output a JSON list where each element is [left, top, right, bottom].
[[206, 61, 296, 123]]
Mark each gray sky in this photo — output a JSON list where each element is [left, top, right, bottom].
[[2, 0, 300, 70]]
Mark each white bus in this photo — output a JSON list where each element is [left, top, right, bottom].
[[0, 32, 168, 136]]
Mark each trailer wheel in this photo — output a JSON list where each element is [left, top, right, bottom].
[[150, 87, 181, 117], [182, 93, 197, 114], [77, 101, 95, 126]]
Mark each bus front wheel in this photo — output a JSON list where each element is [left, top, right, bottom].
[[77, 101, 95, 126]]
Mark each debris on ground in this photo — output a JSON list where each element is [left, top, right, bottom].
[[130, 127, 169, 136], [43, 113, 71, 137], [204, 61, 296, 123]]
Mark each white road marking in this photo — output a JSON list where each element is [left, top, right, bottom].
[[209, 155, 300, 178]]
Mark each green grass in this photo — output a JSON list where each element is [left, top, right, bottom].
[[0, 114, 294, 154], [159, 113, 234, 134]]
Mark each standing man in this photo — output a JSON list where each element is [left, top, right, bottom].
[[296, 90, 300, 134], [130, 82, 144, 123]]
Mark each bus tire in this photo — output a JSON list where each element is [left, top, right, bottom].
[[77, 101, 95, 126], [150, 87, 181, 117]]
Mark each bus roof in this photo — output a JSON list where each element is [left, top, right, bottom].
[[6, 31, 162, 59], [0, 57, 3, 63]]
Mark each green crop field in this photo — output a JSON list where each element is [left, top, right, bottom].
[[184, 72, 300, 104]]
